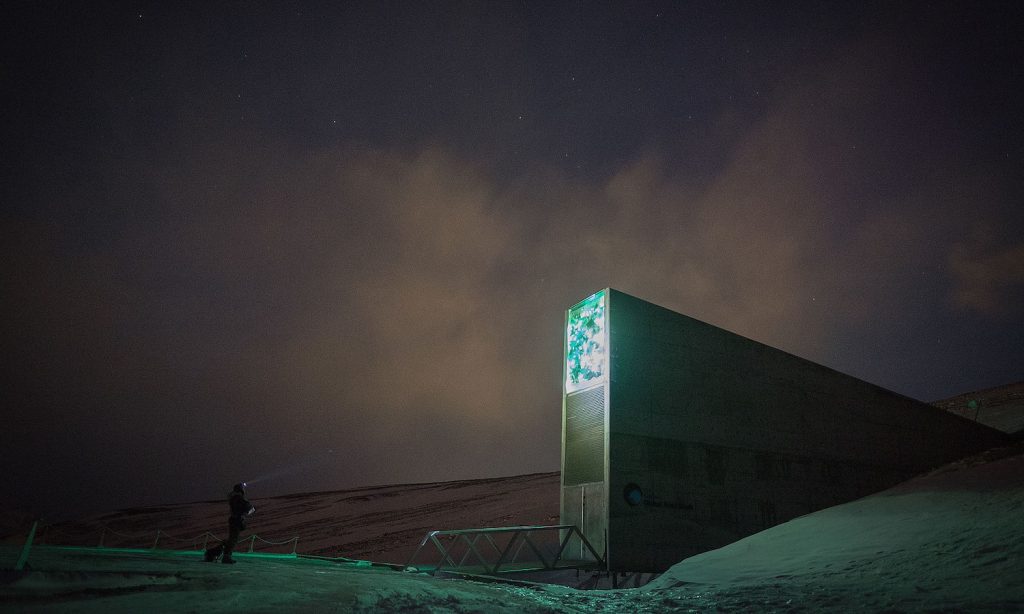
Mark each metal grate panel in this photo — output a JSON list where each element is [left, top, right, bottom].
[[564, 386, 605, 485]]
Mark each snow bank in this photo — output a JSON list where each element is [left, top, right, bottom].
[[644, 443, 1024, 609]]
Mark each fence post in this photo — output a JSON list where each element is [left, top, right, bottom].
[[15, 521, 39, 571], [291, 537, 298, 555], [152, 530, 161, 550], [248, 535, 255, 553], [98, 528, 106, 548]]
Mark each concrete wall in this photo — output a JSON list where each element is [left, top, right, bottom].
[[597, 289, 1007, 572]]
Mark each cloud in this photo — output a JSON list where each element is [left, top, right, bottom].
[[121, 131, 873, 493], [949, 229, 1024, 316]]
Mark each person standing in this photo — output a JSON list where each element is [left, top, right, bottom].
[[205, 482, 255, 564]]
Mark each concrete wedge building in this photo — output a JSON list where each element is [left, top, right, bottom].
[[560, 289, 1008, 572]]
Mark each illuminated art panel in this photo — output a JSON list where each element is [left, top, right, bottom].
[[566, 290, 608, 393]]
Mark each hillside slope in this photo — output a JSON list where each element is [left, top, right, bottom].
[[933, 380, 1024, 434], [28, 472, 560, 565], [640, 441, 1024, 610]]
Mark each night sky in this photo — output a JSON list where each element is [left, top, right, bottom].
[[3, 1, 1022, 517]]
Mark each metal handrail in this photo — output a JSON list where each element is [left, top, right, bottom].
[[405, 524, 604, 575]]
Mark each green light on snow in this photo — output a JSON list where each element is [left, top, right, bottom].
[[566, 290, 607, 392]]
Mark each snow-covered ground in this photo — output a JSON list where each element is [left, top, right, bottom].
[[642, 441, 1024, 611], [3, 442, 1022, 611]]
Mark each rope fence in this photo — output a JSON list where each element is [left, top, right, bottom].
[[30, 523, 299, 556], [250, 534, 300, 555]]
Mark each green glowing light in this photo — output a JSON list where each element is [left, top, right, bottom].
[[566, 290, 607, 392]]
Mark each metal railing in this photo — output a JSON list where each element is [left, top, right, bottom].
[[405, 524, 604, 575]]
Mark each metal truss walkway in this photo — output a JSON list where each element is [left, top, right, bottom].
[[405, 524, 605, 576]]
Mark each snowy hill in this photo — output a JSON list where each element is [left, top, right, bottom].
[[933, 381, 1024, 435], [641, 441, 1024, 610]]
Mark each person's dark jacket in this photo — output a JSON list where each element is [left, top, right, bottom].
[[228, 491, 254, 529]]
